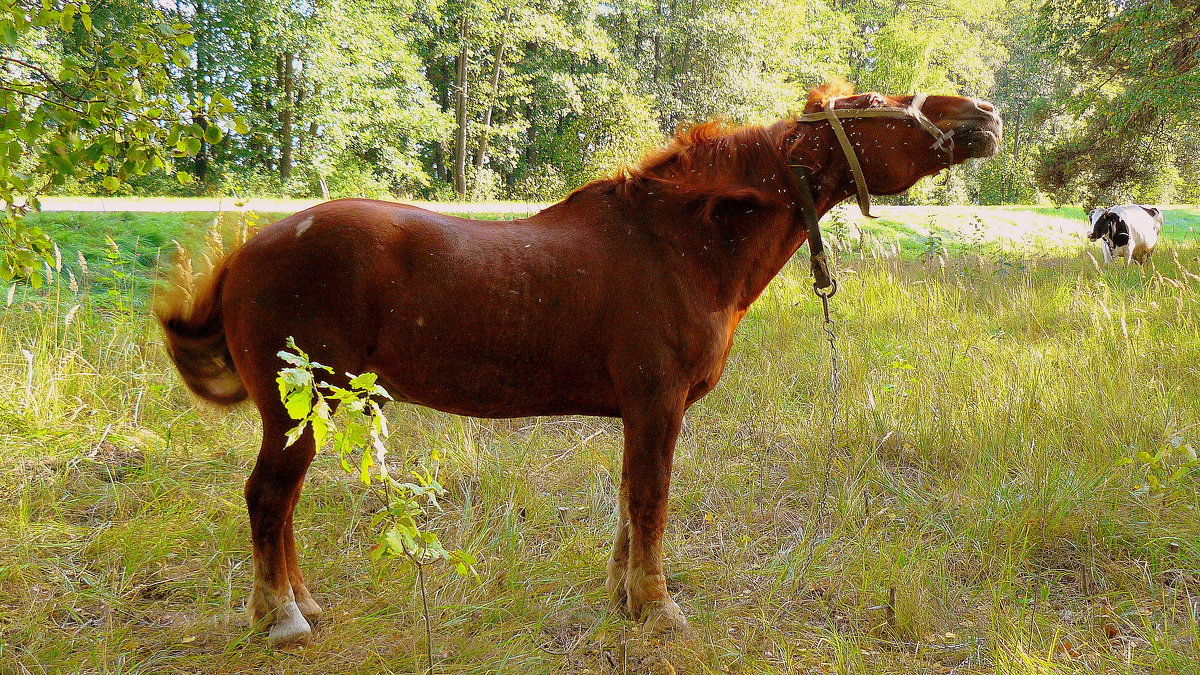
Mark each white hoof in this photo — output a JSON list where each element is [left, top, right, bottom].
[[267, 600, 312, 647]]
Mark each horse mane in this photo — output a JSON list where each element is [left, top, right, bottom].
[[618, 120, 785, 190], [610, 81, 854, 190], [561, 81, 856, 219], [804, 79, 856, 112]]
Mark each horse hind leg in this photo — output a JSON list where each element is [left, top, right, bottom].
[[245, 419, 318, 647], [284, 486, 322, 624], [605, 485, 631, 613]]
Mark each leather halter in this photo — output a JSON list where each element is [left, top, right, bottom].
[[792, 93, 954, 219], [788, 93, 954, 293]]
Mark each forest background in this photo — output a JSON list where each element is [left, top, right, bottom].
[[5, 0, 1197, 211]]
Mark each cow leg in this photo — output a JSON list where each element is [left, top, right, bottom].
[[1101, 243, 1113, 265], [245, 418, 317, 647], [615, 394, 689, 632]]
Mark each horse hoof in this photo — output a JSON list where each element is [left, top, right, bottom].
[[295, 595, 323, 624], [639, 600, 690, 634], [605, 574, 629, 613], [267, 600, 312, 648]]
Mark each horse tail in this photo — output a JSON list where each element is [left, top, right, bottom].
[[155, 251, 248, 405]]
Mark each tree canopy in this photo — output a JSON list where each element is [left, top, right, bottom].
[[0, 0, 232, 282], [1, 0, 1197, 265]]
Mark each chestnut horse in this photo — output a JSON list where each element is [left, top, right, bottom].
[[158, 85, 1001, 646]]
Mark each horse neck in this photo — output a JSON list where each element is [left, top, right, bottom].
[[721, 130, 856, 310], [549, 126, 858, 313]]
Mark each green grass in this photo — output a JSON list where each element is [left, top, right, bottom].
[[2, 208, 1199, 673]]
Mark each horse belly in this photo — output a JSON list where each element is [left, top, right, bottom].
[[369, 289, 619, 418], [370, 338, 619, 418]]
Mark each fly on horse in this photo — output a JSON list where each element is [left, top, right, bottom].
[[158, 83, 1001, 646]]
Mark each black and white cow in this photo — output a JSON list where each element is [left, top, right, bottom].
[[1087, 204, 1163, 265]]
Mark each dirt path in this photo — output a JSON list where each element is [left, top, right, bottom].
[[38, 196, 550, 214]]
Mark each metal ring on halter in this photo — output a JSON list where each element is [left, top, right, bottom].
[[813, 278, 838, 299]]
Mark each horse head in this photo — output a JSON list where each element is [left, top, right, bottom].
[[794, 86, 1003, 201]]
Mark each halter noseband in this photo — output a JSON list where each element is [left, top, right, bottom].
[[792, 93, 955, 219]]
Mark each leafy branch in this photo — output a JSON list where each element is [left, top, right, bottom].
[[0, 0, 241, 283], [276, 337, 477, 673]]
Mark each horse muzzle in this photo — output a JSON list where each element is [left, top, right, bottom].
[[952, 102, 1002, 159], [955, 122, 1002, 158]]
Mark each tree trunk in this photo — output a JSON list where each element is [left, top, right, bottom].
[[280, 52, 295, 181], [295, 80, 309, 160], [474, 7, 512, 171], [452, 16, 471, 196], [192, 0, 209, 184], [525, 108, 536, 168], [680, 0, 698, 77], [652, 0, 663, 82]]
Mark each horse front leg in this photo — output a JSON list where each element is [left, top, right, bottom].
[[610, 394, 690, 632], [245, 418, 318, 647]]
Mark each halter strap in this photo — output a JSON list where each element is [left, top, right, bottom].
[[788, 166, 833, 293], [822, 99, 874, 219], [793, 94, 955, 218]]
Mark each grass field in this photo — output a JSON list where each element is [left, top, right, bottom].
[[2, 207, 1199, 673]]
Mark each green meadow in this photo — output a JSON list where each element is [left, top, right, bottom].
[[1, 207, 1198, 673]]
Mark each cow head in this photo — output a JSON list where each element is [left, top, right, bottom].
[[1089, 211, 1128, 246]]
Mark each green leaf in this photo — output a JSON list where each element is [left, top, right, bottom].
[[349, 372, 378, 390], [101, 176, 119, 192], [284, 423, 306, 448], [176, 33, 195, 46], [203, 125, 222, 144], [359, 447, 374, 485], [283, 387, 313, 420], [175, 171, 195, 186], [311, 399, 331, 448], [0, 21, 18, 46]]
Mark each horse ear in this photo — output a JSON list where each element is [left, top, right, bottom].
[[700, 187, 774, 229], [804, 80, 856, 113]]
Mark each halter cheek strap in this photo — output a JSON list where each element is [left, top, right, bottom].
[[795, 93, 956, 218], [823, 99, 874, 219]]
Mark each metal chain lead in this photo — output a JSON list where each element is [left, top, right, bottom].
[[792, 282, 842, 589], [814, 285, 841, 534]]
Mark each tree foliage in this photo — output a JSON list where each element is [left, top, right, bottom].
[[0, 0, 233, 282], [1034, 0, 1200, 204]]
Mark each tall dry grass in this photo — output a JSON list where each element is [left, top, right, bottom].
[[0, 226, 1198, 673]]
